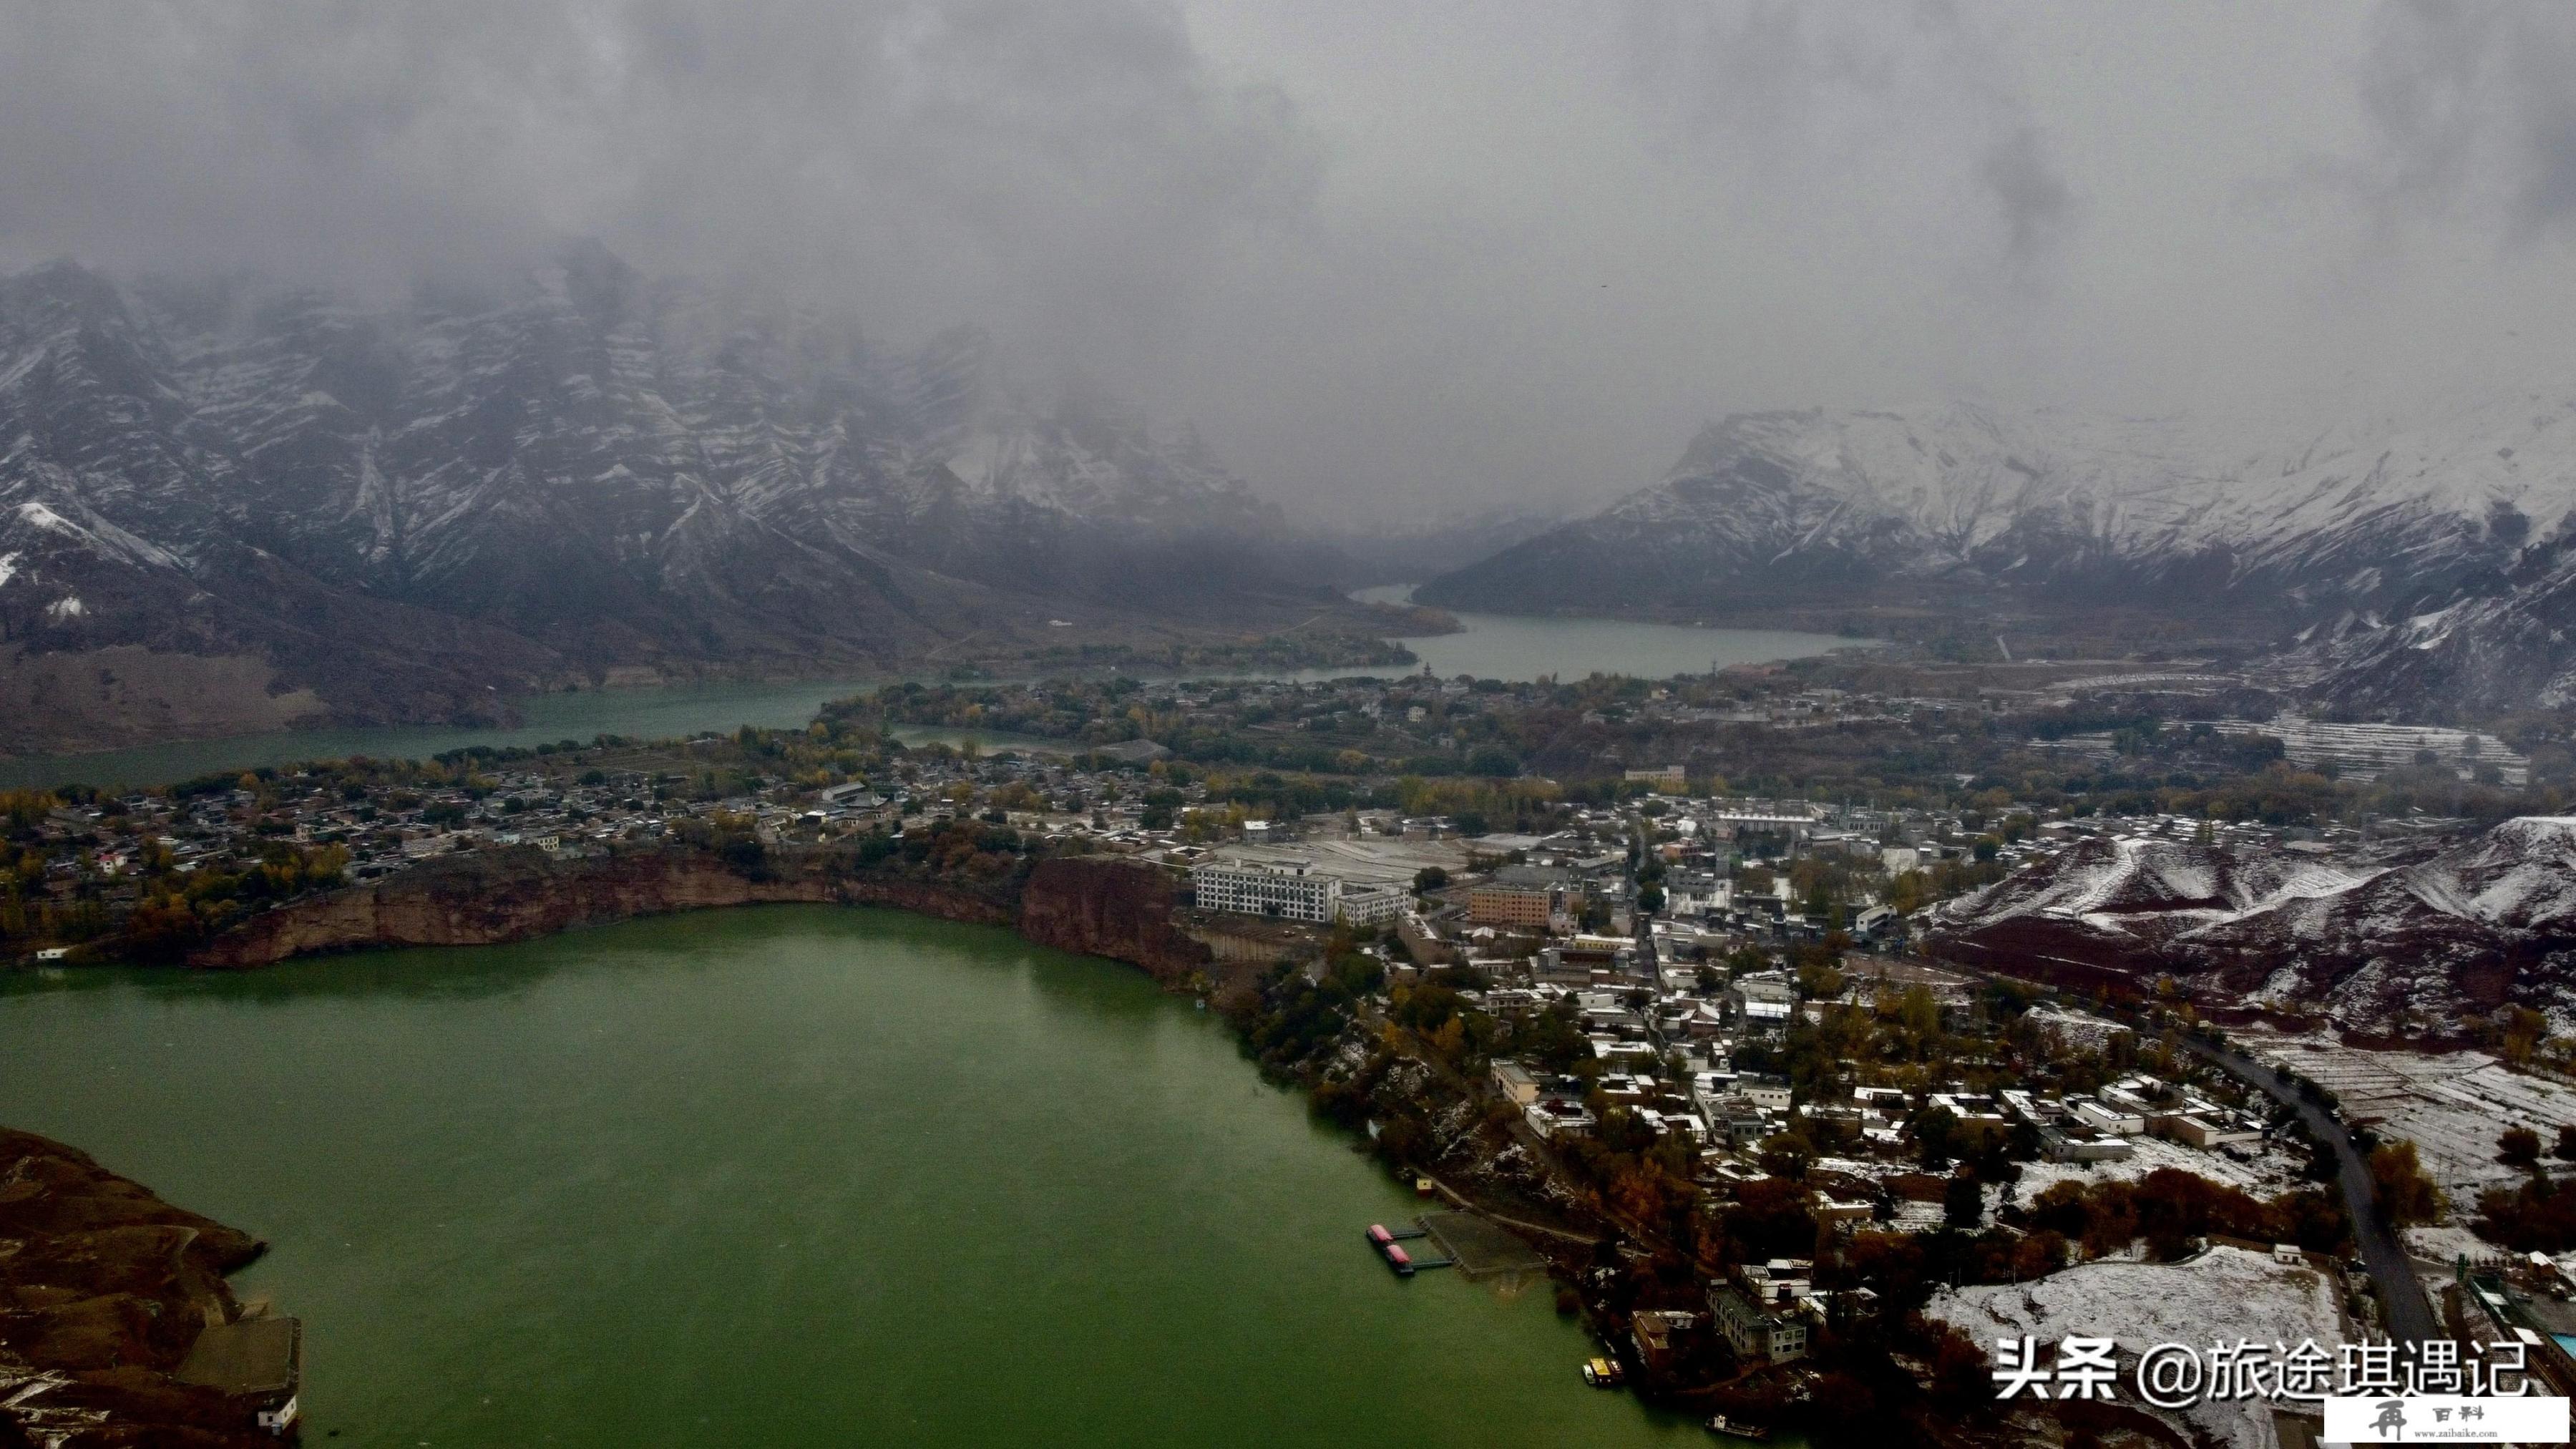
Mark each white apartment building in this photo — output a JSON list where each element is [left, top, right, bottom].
[[1194, 859, 1337, 921], [1193, 859, 1402, 925], [1336, 885, 1407, 926]]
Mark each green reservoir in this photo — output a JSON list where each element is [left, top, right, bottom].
[[0, 906, 1704, 1447]]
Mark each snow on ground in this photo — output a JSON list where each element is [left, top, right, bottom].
[[2004, 1133, 2306, 1209], [2405, 1224, 2494, 1315], [1928, 1246, 2343, 1449], [2405, 1222, 2494, 1267], [2235, 1032, 2576, 1199]]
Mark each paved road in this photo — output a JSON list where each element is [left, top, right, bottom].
[[2176, 1033, 2442, 1346]]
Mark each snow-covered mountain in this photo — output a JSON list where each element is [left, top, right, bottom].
[[1930, 819, 2576, 1034], [1419, 397, 2576, 711], [0, 245, 1299, 746]]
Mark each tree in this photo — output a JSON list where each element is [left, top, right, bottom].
[[2555, 1124, 2576, 1163], [1430, 1015, 1468, 1063], [1796, 959, 1845, 1001], [1757, 1132, 1813, 1183], [2501, 1126, 2544, 1169], [1413, 866, 1448, 893], [1887, 869, 1929, 916], [1943, 1173, 1984, 1229], [2369, 1141, 2444, 1227], [1914, 1104, 1960, 1170]]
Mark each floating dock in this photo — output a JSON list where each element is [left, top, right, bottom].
[[1364, 1222, 1455, 1276]]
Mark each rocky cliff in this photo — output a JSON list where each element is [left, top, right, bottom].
[[1016, 856, 1218, 991], [0, 1129, 278, 1446], [186, 845, 1018, 969], [185, 847, 1216, 1000]]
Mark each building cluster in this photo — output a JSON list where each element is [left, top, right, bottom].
[[1188, 857, 1407, 926], [14, 664, 2531, 1410], [5, 733, 1250, 958], [1488, 1028, 2291, 1366]]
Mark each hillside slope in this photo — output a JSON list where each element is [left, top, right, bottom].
[[0, 246, 1319, 749], [1930, 818, 2576, 1033], [1420, 396, 2576, 711]]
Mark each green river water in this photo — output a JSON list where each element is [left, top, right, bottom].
[[0, 905, 1705, 1447], [0, 600, 1860, 791]]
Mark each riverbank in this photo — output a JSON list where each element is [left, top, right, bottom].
[[0, 832, 1797, 1435], [175, 846, 1238, 999], [0, 1128, 292, 1446], [8, 847, 1255, 1444], [0, 604, 1855, 793], [4, 907, 1709, 1446], [141, 847, 1688, 1392]]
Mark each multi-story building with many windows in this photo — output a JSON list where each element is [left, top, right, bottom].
[[1468, 864, 1571, 930], [1191, 852, 1415, 927], [1334, 885, 1407, 927], [1194, 859, 1339, 922], [1196, 858, 1411, 925]]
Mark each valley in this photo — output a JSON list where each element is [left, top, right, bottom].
[[0, 248, 1414, 754]]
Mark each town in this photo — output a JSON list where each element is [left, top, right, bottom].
[[11, 660, 2576, 1446]]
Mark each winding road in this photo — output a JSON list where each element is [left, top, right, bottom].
[[2175, 1033, 2442, 1347]]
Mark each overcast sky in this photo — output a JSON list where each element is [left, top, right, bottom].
[[4, 1, 2575, 522]]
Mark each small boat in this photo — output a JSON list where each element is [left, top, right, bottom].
[[1706, 1415, 1770, 1441], [1582, 1357, 1624, 1387]]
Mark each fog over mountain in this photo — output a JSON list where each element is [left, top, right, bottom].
[[0, 237, 1410, 751], [11, 2, 2576, 738], [6, 2, 2576, 526], [1414, 393, 2576, 713]]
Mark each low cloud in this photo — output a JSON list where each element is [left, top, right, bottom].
[[0, 1, 1318, 355], [0, 2, 2571, 522], [2338, 2, 2576, 245], [1619, 0, 2084, 283], [1980, 126, 2078, 274]]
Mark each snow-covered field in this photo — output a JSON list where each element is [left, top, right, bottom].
[[2006, 1133, 2307, 1207], [2237, 1033, 2576, 1197], [1928, 1246, 2343, 1449], [2404, 1222, 2495, 1266]]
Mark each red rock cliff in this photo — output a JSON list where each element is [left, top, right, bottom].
[[1016, 857, 1216, 988], [187, 847, 1015, 970], [185, 849, 1216, 995], [0, 1129, 279, 1445]]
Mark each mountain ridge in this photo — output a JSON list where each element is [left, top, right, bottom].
[[0, 246, 1335, 752], [1418, 397, 2576, 712], [1928, 818, 2576, 1034]]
